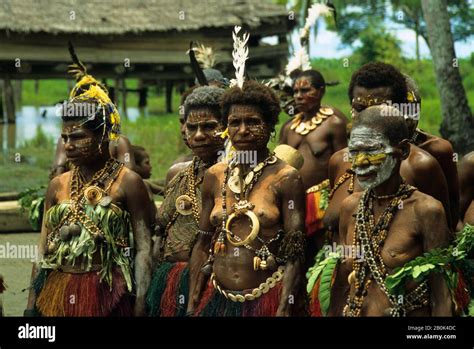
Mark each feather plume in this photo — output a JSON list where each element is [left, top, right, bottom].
[[193, 43, 216, 69], [300, 3, 333, 44], [187, 41, 208, 86], [285, 48, 311, 76], [229, 26, 250, 89], [67, 41, 87, 81]]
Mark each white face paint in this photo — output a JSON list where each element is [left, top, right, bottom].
[[349, 126, 398, 190]]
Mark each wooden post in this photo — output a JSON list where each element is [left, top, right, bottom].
[[121, 78, 128, 118], [114, 78, 120, 106], [13, 80, 22, 107], [138, 79, 148, 108], [0, 81, 3, 122], [165, 80, 173, 114], [2, 77, 15, 124]]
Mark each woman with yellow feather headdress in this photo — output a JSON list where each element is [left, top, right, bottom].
[[50, 43, 138, 179], [24, 43, 153, 317]]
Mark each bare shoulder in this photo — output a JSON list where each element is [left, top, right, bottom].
[[326, 106, 349, 123], [166, 161, 191, 184], [329, 147, 348, 167], [411, 190, 445, 217], [207, 161, 226, 177], [274, 159, 301, 182], [421, 133, 454, 158], [408, 144, 439, 171], [327, 114, 348, 129], [329, 147, 350, 176], [340, 191, 362, 215], [460, 151, 474, 171], [121, 166, 146, 187], [48, 171, 69, 199]]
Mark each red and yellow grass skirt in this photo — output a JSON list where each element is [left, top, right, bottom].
[[35, 267, 132, 317]]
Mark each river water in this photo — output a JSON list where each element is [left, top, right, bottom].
[[0, 106, 142, 152]]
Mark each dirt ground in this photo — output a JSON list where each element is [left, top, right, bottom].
[[0, 232, 39, 316]]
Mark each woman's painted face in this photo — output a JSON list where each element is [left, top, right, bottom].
[[227, 104, 270, 151], [351, 86, 393, 119], [293, 77, 322, 113], [185, 108, 224, 159], [61, 120, 104, 166], [348, 125, 397, 190]]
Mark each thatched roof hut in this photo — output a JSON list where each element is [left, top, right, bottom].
[[0, 0, 293, 79]]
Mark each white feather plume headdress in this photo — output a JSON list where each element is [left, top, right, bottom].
[[285, 48, 311, 77], [299, 3, 333, 42], [284, 3, 333, 79], [229, 26, 250, 89]]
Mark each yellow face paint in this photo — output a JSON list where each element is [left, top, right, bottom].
[[352, 152, 387, 168], [220, 127, 229, 139]]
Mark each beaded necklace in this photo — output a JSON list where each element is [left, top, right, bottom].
[[328, 168, 355, 200], [213, 151, 281, 271], [46, 158, 124, 253], [344, 181, 417, 317]]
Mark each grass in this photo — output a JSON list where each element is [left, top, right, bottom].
[[0, 126, 56, 192], [2, 58, 474, 193], [310, 57, 474, 136]]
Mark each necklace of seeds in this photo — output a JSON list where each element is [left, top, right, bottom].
[[345, 182, 416, 317], [186, 156, 203, 224], [328, 168, 355, 199]]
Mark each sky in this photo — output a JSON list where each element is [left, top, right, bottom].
[[306, 19, 474, 59]]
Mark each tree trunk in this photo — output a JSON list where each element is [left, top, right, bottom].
[[165, 80, 173, 114], [121, 78, 128, 119], [421, 0, 474, 155]]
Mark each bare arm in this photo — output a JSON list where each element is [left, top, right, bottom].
[[164, 161, 190, 192], [187, 167, 218, 313], [50, 137, 68, 178], [328, 194, 358, 316], [417, 198, 452, 316], [458, 153, 474, 220], [411, 154, 452, 231], [124, 172, 153, 316], [278, 119, 292, 144], [329, 114, 348, 154], [114, 136, 137, 172], [276, 167, 306, 316], [328, 148, 348, 188], [429, 141, 459, 229]]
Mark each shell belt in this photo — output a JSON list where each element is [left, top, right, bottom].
[[210, 266, 285, 302]]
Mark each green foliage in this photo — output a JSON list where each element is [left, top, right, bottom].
[[385, 224, 474, 297], [18, 185, 46, 231], [327, 0, 473, 47], [351, 19, 404, 67], [305, 249, 341, 316], [318, 255, 339, 315]]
